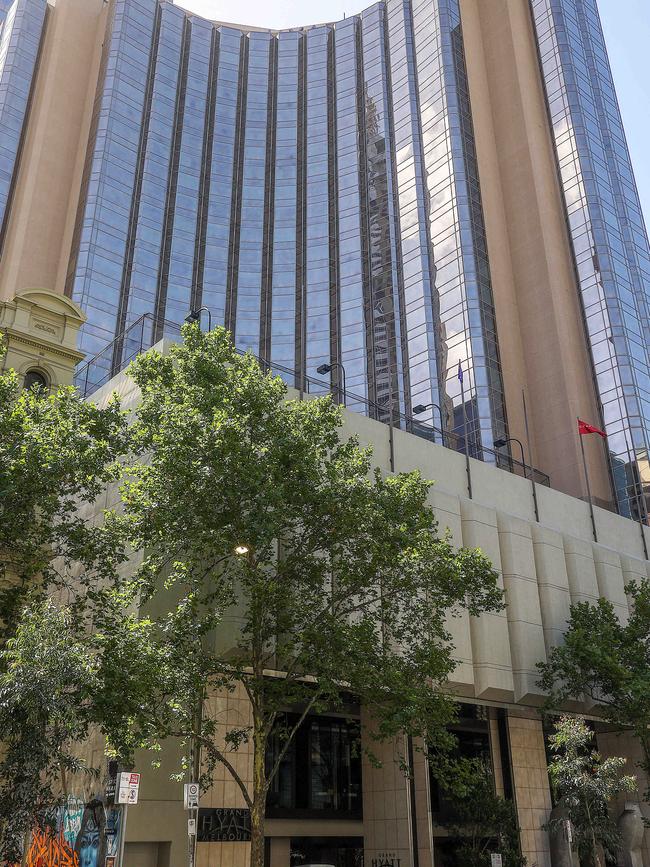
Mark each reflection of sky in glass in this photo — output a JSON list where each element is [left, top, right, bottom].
[[69, 0, 505, 457], [0, 0, 46, 251], [531, 0, 650, 518]]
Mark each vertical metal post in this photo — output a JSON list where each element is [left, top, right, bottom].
[[300, 280, 306, 400], [460, 365, 472, 500], [116, 804, 128, 867], [388, 392, 395, 472], [522, 390, 540, 522], [578, 419, 598, 543], [631, 472, 649, 561], [405, 735, 419, 867]]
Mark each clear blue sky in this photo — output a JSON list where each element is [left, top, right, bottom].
[[177, 0, 650, 231]]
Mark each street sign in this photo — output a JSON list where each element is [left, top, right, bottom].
[[490, 856, 503, 867], [184, 782, 200, 809], [116, 772, 141, 805], [188, 818, 197, 836]]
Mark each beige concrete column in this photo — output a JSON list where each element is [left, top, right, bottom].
[[497, 513, 546, 704], [459, 0, 612, 508], [431, 488, 474, 696], [461, 500, 514, 702], [0, 0, 108, 300], [533, 525, 573, 655], [564, 535, 601, 605], [593, 545, 629, 622], [507, 710, 552, 867], [361, 717, 413, 867], [196, 683, 254, 867]]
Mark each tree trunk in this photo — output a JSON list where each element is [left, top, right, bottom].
[[249, 724, 267, 867], [20, 828, 32, 867]]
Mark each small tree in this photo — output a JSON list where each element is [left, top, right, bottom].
[[544, 716, 636, 867], [0, 600, 98, 863], [0, 348, 130, 859], [102, 325, 504, 867], [0, 359, 128, 641], [439, 763, 527, 867], [538, 582, 650, 798]]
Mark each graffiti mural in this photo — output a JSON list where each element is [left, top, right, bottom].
[[23, 828, 78, 867], [14, 799, 123, 867], [60, 799, 85, 848], [74, 802, 105, 867]]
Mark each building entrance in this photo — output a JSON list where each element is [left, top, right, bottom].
[[289, 836, 363, 867]]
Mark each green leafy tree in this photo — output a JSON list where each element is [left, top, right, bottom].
[[0, 348, 130, 860], [544, 716, 636, 867], [0, 600, 98, 863], [101, 324, 504, 867], [538, 582, 650, 797], [439, 762, 527, 867], [0, 357, 128, 641]]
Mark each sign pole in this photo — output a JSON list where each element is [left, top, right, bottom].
[[116, 805, 128, 867], [114, 771, 140, 867]]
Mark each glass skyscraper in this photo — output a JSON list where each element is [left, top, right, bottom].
[[64, 0, 508, 459], [2, 0, 650, 520]]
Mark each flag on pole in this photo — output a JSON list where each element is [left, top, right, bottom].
[[457, 360, 463, 383], [578, 419, 607, 439]]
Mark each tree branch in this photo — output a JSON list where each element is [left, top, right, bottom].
[[266, 690, 322, 789], [203, 740, 253, 811]]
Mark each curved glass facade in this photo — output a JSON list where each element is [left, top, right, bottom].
[[531, 0, 650, 518], [66, 0, 507, 455], [0, 0, 46, 253]]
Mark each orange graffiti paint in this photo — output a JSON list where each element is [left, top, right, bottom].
[[9, 827, 80, 867]]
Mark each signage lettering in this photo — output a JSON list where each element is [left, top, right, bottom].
[[197, 808, 251, 842], [371, 853, 401, 867]]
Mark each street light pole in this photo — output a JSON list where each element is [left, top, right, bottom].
[[316, 361, 347, 406], [412, 401, 449, 445], [185, 307, 213, 331], [495, 435, 539, 522]]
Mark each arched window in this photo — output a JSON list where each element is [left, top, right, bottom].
[[23, 369, 49, 391]]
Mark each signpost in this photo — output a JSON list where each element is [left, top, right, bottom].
[[185, 783, 199, 867], [110, 772, 140, 867], [117, 773, 141, 805], [490, 855, 503, 867], [184, 783, 200, 810]]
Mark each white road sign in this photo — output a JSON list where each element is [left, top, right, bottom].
[[490, 856, 503, 867], [184, 782, 200, 809], [188, 818, 197, 836], [116, 772, 141, 805]]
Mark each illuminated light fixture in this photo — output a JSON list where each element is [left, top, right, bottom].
[[234, 545, 250, 556]]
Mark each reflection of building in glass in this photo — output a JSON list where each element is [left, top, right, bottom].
[[530, 0, 650, 518], [57, 0, 508, 460], [0, 0, 13, 26], [3, 0, 650, 519]]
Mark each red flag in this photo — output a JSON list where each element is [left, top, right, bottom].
[[578, 419, 607, 438]]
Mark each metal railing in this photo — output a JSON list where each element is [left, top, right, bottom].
[[75, 313, 550, 487]]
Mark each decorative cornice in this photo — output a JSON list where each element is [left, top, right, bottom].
[[0, 328, 85, 364]]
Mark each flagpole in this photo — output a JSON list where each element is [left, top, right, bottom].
[[460, 363, 472, 500], [578, 417, 598, 543], [522, 389, 540, 523]]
